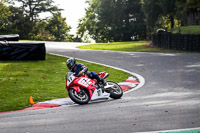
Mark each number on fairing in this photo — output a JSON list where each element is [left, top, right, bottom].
[[67, 75, 75, 86], [78, 78, 92, 87]]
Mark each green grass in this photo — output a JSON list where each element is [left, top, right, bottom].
[[77, 41, 184, 53], [172, 25, 200, 34], [0, 54, 130, 112]]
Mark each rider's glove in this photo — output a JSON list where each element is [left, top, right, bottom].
[[78, 71, 83, 76]]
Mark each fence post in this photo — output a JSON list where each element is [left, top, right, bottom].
[[197, 35, 200, 51]]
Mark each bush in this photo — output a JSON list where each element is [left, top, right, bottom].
[[29, 29, 56, 41]]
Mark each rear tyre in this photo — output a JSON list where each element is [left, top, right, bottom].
[[107, 81, 123, 99], [68, 88, 90, 104]]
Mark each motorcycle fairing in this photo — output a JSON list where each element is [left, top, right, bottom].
[[91, 88, 110, 101], [66, 73, 110, 100], [66, 73, 76, 87], [73, 77, 96, 98], [98, 72, 105, 78], [69, 86, 81, 93]]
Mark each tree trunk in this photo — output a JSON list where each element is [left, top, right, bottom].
[[170, 15, 174, 29], [181, 2, 187, 26]]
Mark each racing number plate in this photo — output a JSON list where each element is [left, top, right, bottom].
[[67, 75, 75, 86]]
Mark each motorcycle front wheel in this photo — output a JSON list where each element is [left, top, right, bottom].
[[107, 81, 123, 99], [68, 88, 90, 105]]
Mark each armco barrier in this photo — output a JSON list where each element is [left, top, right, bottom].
[[152, 32, 200, 52]]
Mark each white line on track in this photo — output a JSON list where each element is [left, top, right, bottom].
[[135, 127, 200, 133]]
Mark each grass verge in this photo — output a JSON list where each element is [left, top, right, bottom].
[[77, 41, 185, 53], [0, 54, 130, 112], [171, 25, 200, 34]]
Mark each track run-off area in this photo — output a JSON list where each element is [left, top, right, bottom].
[[0, 42, 200, 133]]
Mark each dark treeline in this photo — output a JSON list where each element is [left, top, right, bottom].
[[0, 0, 200, 42], [77, 0, 200, 42]]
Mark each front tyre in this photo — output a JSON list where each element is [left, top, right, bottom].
[[68, 88, 90, 104], [107, 81, 123, 99]]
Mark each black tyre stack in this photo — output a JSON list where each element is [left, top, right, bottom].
[[0, 34, 46, 61]]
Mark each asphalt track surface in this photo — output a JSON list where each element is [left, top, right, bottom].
[[0, 42, 200, 133]]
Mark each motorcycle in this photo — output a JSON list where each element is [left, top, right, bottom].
[[66, 72, 123, 104]]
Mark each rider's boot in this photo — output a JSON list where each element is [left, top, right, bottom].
[[98, 77, 106, 86]]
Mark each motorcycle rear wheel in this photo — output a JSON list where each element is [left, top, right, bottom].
[[68, 88, 90, 104], [107, 81, 123, 99]]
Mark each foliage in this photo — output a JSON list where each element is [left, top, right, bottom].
[[8, 6, 34, 39], [78, 0, 200, 42], [142, 0, 200, 38], [1, 0, 200, 41], [7, 0, 62, 39], [0, 0, 73, 41], [158, 0, 176, 30], [0, 0, 13, 34], [77, 0, 146, 43], [15, 0, 61, 23], [186, 0, 200, 12], [31, 29, 56, 41], [143, 0, 163, 39], [45, 12, 71, 41], [28, 13, 71, 41]]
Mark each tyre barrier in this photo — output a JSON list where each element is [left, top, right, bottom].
[[152, 32, 200, 52], [0, 34, 19, 41], [0, 35, 45, 60]]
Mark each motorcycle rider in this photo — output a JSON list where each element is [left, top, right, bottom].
[[66, 58, 106, 86]]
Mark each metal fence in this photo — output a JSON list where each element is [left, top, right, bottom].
[[151, 32, 200, 52]]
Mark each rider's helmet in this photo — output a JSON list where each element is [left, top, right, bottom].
[[66, 58, 76, 70]]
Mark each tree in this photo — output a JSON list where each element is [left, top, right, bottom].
[[158, 0, 176, 29], [8, 6, 34, 39], [0, 0, 13, 34], [46, 12, 71, 41], [8, 0, 61, 39], [29, 21, 56, 41], [186, 0, 200, 12], [174, 0, 200, 26], [14, 0, 61, 23], [77, 0, 105, 42], [143, 0, 163, 38], [77, 0, 146, 42]]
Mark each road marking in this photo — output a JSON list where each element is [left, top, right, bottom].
[[118, 82, 137, 87], [136, 127, 200, 133]]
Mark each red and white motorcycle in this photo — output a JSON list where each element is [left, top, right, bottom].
[[66, 72, 123, 104]]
